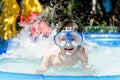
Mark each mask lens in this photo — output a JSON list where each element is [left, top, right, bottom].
[[69, 32, 82, 47], [54, 32, 67, 47]]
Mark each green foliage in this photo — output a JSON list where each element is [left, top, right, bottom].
[[45, 0, 120, 32], [0, 0, 4, 15], [17, 0, 120, 32]]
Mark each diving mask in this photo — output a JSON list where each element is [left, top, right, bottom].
[[54, 31, 83, 47]]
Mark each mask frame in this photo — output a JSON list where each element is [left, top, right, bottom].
[[54, 31, 83, 48]]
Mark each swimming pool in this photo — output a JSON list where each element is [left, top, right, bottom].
[[0, 32, 120, 80]]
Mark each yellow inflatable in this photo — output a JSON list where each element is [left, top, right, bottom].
[[21, 0, 42, 17], [0, 0, 42, 40], [0, 0, 20, 40]]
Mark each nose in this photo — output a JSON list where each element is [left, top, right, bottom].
[[65, 41, 72, 47]]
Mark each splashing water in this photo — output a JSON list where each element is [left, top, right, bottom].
[[0, 24, 56, 58]]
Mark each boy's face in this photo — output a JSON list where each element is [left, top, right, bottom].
[[54, 26, 82, 56]]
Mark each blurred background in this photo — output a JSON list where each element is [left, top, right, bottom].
[[0, 0, 120, 40]]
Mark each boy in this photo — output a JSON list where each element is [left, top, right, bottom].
[[36, 19, 88, 73]]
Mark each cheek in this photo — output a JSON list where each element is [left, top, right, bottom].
[[72, 47, 78, 52], [61, 48, 65, 52]]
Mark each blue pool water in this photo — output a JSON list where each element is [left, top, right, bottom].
[[0, 31, 120, 80]]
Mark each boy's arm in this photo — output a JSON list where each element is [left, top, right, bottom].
[[36, 49, 53, 73], [79, 47, 88, 69]]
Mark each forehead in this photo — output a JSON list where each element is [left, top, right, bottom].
[[64, 26, 75, 30]]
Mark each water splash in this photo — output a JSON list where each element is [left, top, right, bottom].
[[0, 26, 56, 58]]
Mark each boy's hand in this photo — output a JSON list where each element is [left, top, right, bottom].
[[36, 69, 44, 74], [36, 68, 47, 74]]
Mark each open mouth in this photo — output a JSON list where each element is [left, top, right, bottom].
[[64, 48, 73, 51]]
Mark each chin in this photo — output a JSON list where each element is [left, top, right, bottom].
[[65, 51, 74, 56]]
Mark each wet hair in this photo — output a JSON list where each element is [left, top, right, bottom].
[[57, 19, 79, 32]]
